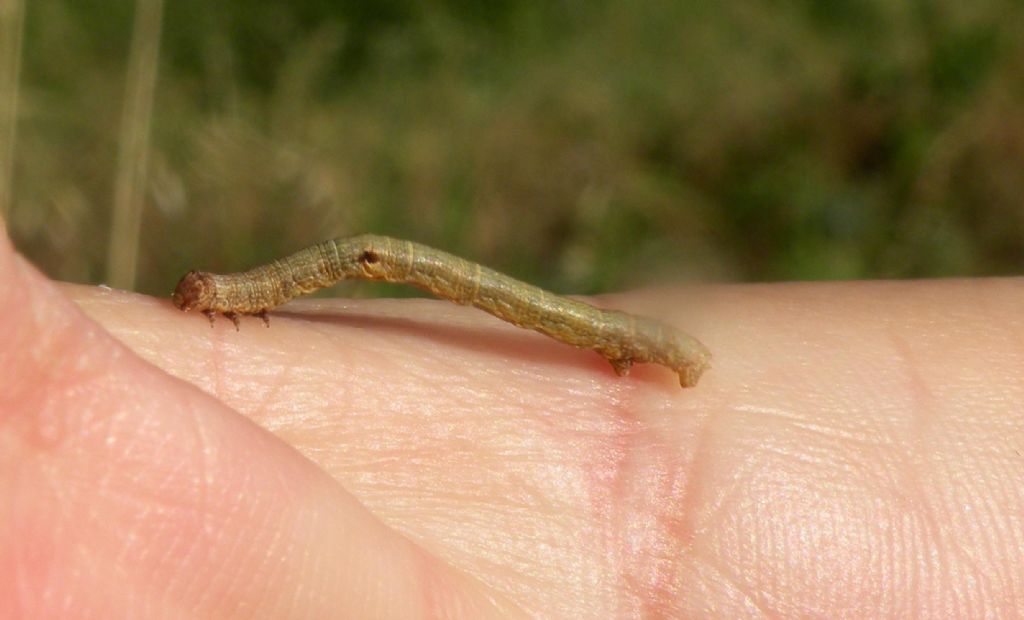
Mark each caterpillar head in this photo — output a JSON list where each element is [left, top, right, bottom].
[[172, 271, 216, 312]]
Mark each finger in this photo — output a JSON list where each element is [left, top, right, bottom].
[[71, 279, 711, 618], [0, 223, 519, 619], [627, 281, 1024, 617]]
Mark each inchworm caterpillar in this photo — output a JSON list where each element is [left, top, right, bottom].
[[172, 235, 711, 387]]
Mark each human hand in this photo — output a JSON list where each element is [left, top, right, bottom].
[[2, 222, 1022, 618]]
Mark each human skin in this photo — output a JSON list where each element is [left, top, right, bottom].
[[1, 220, 1023, 618]]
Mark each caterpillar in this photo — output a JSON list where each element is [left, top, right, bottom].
[[172, 235, 711, 387]]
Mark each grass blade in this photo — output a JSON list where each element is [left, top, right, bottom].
[[106, 0, 164, 289]]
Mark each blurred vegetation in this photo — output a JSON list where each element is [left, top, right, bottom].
[[4, 0, 1024, 296]]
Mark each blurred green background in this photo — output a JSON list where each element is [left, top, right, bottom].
[[2, 0, 1023, 298]]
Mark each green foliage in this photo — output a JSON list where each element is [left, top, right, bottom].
[[9, 0, 1024, 295]]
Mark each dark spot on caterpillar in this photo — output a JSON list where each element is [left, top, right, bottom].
[[360, 250, 380, 264]]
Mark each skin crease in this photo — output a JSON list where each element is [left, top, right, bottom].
[[2, 222, 1024, 618]]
